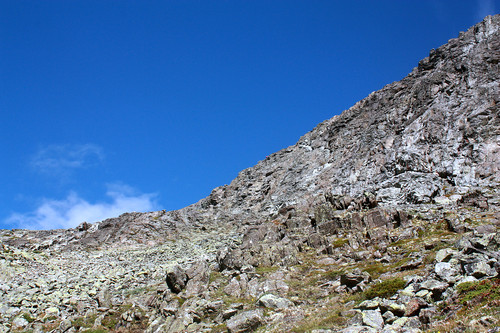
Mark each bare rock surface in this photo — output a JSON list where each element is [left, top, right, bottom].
[[0, 15, 499, 333]]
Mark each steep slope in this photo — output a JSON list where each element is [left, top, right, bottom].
[[4, 15, 499, 250], [193, 13, 499, 217], [0, 15, 499, 333], [80, 13, 499, 247]]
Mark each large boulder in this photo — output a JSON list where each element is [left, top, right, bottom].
[[165, 265, 188, 293], [226, 309, 264, 333]]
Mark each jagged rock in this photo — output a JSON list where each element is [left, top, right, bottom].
[[435, 262, 462, 283], [404, 298, 427, 317], [224, 277, 243, 298], [435, 249, 457, 262], [258, 294, 294, 309], [166, 265, 188, 294], [362, 309, 384, 330], [341, 326, 378, 333], [340, 269, 371, 289], [357, 299, 380, 310], [226, 309, 264, 333], [464, 261, 497, 278], [383, 310, 397, 324], [419, 279, 448, 292], [0, 14, 499, 333], [418, 307, 437, 325], [185, 260, 210, 296], [97, 288, 112, 308]]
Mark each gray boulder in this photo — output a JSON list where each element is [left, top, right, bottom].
[[258, 294, 294, 309], [165, 265, 188, 293], [226, 309, 264, 333]]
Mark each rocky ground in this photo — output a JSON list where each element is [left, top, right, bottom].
[[1, 14, 499, 333], [1, 196, 498, 332]]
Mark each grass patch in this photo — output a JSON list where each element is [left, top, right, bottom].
[[71, 314, 97, 329], [22, 313, 35, 323], [364, 277, 406, 299], [210, 323, 228, 332], [209, 271, 223, 283], [331, 238, 348, 249], [457, 278, 500, 305], [255, 265, 279, 275], [291, 304, 349, 332]]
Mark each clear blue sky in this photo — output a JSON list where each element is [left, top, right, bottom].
[[1, 1, 497, 229]]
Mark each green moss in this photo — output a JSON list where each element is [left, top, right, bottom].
[[364, 277, 406, 299], [101, 314, 119, 330], [361, 262, 389, 278], [322, 269, 344, 280], [81, 329, 107, 333]]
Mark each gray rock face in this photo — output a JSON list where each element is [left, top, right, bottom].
[[362, 309, 384, 330], [4, 16, 498, 252], [0, 14, 499, 333], [165, 265, 188, 294], [226, 309, 264, 333], [258, 294, 294, 309]]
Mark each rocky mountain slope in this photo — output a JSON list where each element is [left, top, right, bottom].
[[1, 15, 499, 333]]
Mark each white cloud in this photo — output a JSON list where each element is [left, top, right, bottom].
[[31, 143, 104, 175], [6, 184, 158, 230]]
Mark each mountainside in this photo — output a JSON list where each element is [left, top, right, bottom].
[[1, 15, 499, 333]]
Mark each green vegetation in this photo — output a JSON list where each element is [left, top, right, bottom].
[[364, 277, 406, 299], [457, 278, 500, 304], [255, 265, 279, 274], [81, 329, 107, 333], [331, 238, 348, 248], [291, 303, 349, 332], [210, 323, 228, 332], [71, 314, 97, 330], [22, 313, 35, 323]]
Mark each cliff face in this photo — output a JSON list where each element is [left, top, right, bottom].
[[1, 15, 499, 333], [7, 15, 499, 249], [181, 14, 499, 224]]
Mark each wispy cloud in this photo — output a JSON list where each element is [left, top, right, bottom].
[[6, 184, 158, 230], [31, 143, 104, 175], [476, 0, 496, 21]]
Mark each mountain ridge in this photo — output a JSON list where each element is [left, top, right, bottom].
[[3, 15, 499, 250], [0, 15, 499, 333]]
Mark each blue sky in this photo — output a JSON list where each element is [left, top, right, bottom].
[[1, 1, 497, 230]]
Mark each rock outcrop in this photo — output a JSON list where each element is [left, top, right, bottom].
[[1, 15, 499, 333]]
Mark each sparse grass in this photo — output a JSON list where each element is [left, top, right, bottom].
[[291, 302, 349, 332], [428, 278, 500, 332], [255, 265, 279, 274], [101, 313, 120, 330], [71, 314, 97, 329], [457, 278, 500, 305], [331, 238, 348, 249], [322, 269, 344, 280], [22, 313, 35, 323], [209, 271, 223, 283], [211, 323, 228, 332]]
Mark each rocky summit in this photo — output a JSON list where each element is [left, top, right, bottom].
[[1, 15, 499, 333]]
